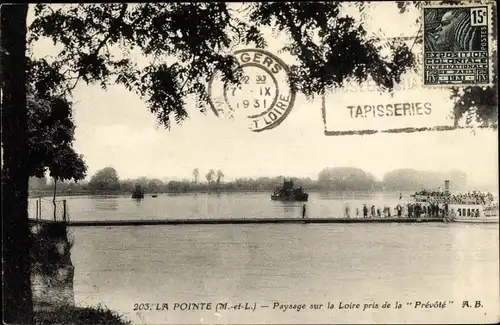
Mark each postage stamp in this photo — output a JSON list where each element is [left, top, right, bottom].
[[423, 4, 493, 86], [208, 49, 296, 132]]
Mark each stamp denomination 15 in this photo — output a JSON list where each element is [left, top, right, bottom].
[[423, 4, 492, 87], [208, 49, 296, 132]]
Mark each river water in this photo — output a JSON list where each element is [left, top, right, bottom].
[[32, 191, 428, 221], [29, 192, 499, 324]]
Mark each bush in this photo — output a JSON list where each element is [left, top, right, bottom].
[[34, 304, 131, 325]]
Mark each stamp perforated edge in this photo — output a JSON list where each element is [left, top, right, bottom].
[[421, 1, 496, 89]]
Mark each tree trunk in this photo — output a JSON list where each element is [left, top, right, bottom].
[[53, 178, 57, 221], [1, 4, 33, 324]]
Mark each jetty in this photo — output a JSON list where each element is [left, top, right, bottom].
[[29, 217, 447, 227]]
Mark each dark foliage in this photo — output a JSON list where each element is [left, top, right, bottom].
[[88, 166, 120, 191], [29, 4, 247, 128], [29, 3, 416, 127], [249, 2, 415, 97], [34, 304, 131, 325], [26, 89, 87, 181]]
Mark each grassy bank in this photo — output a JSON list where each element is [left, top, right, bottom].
[[34, 304, 130, 325], [31, 223, 131, 325]]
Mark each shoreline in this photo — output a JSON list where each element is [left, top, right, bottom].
[[28, 189, 416, 199], [30, 217, 448, 227]]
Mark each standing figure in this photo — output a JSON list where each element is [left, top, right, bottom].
[[415, 204, 421, 218], [407, 204, 413, 218]]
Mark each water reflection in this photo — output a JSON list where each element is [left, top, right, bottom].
[[32, 223, 75, 309], [91, 196, 119, 211], [275, 201, 302, 218], [58, 191, 499, 222], [71, 223, 500, 325]]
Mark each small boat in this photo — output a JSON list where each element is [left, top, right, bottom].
[[131, 184, 145, 199], [152, 194, 158, 198], [271, 179, 309, 202]]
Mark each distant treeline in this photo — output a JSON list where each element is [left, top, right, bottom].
[[28, 167, 470, 197]]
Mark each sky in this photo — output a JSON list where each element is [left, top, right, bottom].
[[28, 3, 499, 185]]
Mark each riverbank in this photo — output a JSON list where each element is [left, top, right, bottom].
[[29, 189, 274, 197], [34, 304, 130, 325], [30, 216, 447, 227], [29, 189, 408, 199], [31, 223, 130, 325]]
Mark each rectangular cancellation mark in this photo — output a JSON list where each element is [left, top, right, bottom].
[[423, 5, 492, 87]]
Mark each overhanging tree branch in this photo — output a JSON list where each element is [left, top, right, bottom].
[[92, 4, 128, 56]]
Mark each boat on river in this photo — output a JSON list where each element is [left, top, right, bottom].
[[411, 181, 498, 224], [271, 179, 309, 202]]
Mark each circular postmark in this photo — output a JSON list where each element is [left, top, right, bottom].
[[208, 49, 296, 132]]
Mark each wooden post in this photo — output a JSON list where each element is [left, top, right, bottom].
[[35, 199, 39, 221], [53, 179, 57, 221], [63, 199, 67, 222], [38, 196, 42, 220]]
